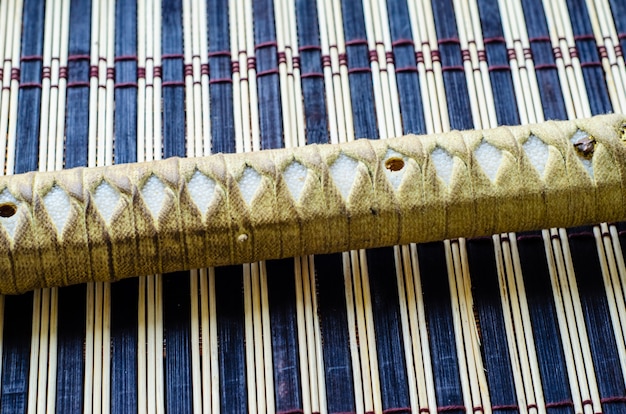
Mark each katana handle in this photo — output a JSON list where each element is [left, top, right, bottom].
[[0, 114, 624, 294]]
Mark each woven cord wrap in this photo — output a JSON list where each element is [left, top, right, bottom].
[[0, 114, 624, 294]]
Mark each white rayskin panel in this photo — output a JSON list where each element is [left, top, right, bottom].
[[93, 181, 121, 225], [43, 185, 71, 234], [140, 175, 168, 219], [187, 170, 216, 214], [283, 161, 308, 202], [522, 134, 550, 178], [431, 147, 454, 186], [474, 140, 503, 182], [238, 167, 263, 206], [329, 153, 359, 200]]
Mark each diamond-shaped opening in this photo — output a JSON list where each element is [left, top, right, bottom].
[[283, 161, 308, 202], [188, 170, 216, 214], [431, 147, 454, 186], [570, 130, 594, 179], [238, 167, 262, 206], [329, 153, 359, 200], [383, 149, 407, 190], [43, 185, 71, 234], [93, 181, 121, 225], [474, 140, 503, 182], [0, 189, 20, 239], [523, 134, 550, 177], [140, 175, 167, 218]]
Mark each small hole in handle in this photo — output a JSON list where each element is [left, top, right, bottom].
[[385, 157, 405, 171], [0, 203, 17, 218]]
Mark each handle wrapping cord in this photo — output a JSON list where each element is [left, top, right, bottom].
[[0, 114, 624, 294]]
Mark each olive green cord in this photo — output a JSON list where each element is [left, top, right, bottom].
[[0, 114, 624, 294]]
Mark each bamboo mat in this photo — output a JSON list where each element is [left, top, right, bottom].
[[0, 0, 626, 413]]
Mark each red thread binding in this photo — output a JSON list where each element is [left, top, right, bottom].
[[392, 38, 414, 47], [247, 57, 256, 70], [523, 48, 533, 59], [299, 45, 322, 52], [208, 50, 231, 58], [415, 51, 424, 64], [507, 48, 516, 60], [184, 64, 193, 77], [338, 53, 348, 66]]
